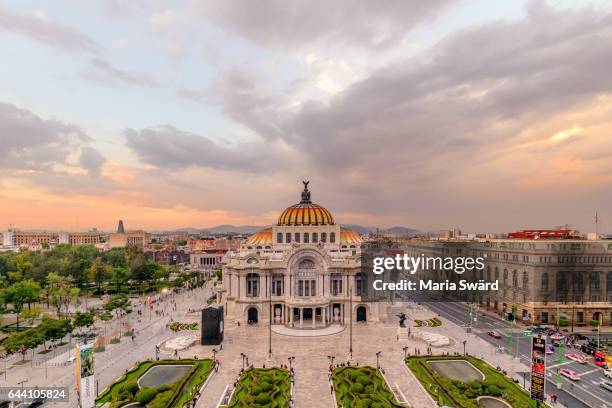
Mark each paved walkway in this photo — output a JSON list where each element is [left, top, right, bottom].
[[272, 323, 345, 337]]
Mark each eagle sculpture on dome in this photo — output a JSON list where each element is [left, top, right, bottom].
[[301, 180, 311, 203]]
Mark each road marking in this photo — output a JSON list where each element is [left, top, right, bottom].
[[547, 361, 572, 369], [581, 368, 603, 376]]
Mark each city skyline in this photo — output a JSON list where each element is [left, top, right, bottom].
[[1, 0, 612, 232]]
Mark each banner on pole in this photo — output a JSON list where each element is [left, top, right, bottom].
[[530, 337, 546, 402]]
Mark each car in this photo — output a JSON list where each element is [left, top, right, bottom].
[[560, 368, 581, 381], [488, 331, 502, 339], [565, 353, 587, 364], [604, 368, 612, 379], [600, 380, 612, 392], [66, 356, 76, 363]]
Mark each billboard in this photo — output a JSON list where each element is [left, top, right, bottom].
[[530, 337, 546, 402], [76, 344, 96, 408]]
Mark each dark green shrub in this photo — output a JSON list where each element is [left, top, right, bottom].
[[135, 387, 157, 404], [255, 393, 272, 405], [487, 385, 501, 396], [356, 375, 371, 385], [252, 385, 263, 395], [148, 390, 173, 408], [119, 381, 140, 395], [352, 382, 364, 393], [260, 381, 273, 392]]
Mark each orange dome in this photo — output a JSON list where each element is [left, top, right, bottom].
[[277, 203, 334, 226], [247, 227, 272, 245], [277, 181, 335, 226]]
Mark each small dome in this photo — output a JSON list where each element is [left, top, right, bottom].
[[247, 227, 272, 245], [277, 181, 335, 226], [340, 228, 361, 244]]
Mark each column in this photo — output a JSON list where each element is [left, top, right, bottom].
[[299, 308, 303, 328], [290, 307, 294, 327], [312, 308, 316, 328], [322, 307, 326, 326]]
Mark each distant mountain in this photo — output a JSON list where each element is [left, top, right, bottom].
[[206, 225, 266, 234], [341, 224, 375, 234], [386, 226, 423, 236]]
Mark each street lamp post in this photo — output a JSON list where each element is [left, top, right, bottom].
[[462, 340, 467, 356], [212, 348, 218, 361], [375, 351, 382, 370], [349, 286, 353, 360], [403, 346, 409, 361], [288, 356, 295, 371], [240, 353, 247, 371]]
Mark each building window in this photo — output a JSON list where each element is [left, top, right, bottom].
[[312, 232, 318, 243], [286, 233, 291, 243], [298, 279, 315, 296], [331, 273, 342, 295], [321, 232, 327, 242], [303, 232, 309, 243], [522, 271, 528, 288], [330, 232, 336, 243], [355, 273, 363, 296], [589, 271, 600, 291], [541, 273, 549, 291], [541, 312, 548, 323], [294, 232, 300, 243], [512, 270, 518, 287], [556, 271, 568, 291], [272, 274, 283, 296], [277, 233, 283, 243], [572, 271, 584, 292], [607, 272, 612, 291], [503, 269, 508, 287], [576, 311, 584, 323], [246, 273, 259, 297]]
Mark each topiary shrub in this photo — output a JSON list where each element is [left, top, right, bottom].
[[255, 392, 272, 405], [135, 387, 157, 404], [356, 375, 371, 385], [148, 390, 173, 408], [487, 384, 501, 396], [119, 380, 139, 396], [351, 382, 364, 393], [260, 381, 273, 392]]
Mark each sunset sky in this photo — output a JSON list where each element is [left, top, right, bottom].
[[1, 0, 611, 233]]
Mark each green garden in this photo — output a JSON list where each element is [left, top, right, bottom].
[[95, 358, 214, 408], [332, 366, 404, 408], [414, 318, 441, 327], [406, 355, 540, 407], [224, 367, 291, 407]]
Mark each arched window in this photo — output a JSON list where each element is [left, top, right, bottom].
[[494, 267, 499, 281], [512, 270, 518, 287], [503, 269, 508, 286], [540, 273, 548, 290], [607, 272, 612, 291], [522, 271, 528, 288]]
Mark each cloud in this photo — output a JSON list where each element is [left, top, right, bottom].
[[82, 58, 160, 87], [79, 146, 106, 176], [196, 0, 455, 50], [0, 5, 100, 52], [124, 125, 293, 172]]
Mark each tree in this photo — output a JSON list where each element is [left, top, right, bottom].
[[110, 267, 128, 293], [20, 306, 42, 326], [4, 280, 40, 328], [87, 257, 109, 293], [46, 273, 77, 318], [73, 311, 95, 331]]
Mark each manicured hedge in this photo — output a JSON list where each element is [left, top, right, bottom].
[[95, 358, 213, 408], [226, 367, 291, 407], [332, 366, 404, 407], [406, 355, 544, 408]]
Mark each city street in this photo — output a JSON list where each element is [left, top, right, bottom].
[[0, 284, 213, 407], [425, 301, 612, 408]]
